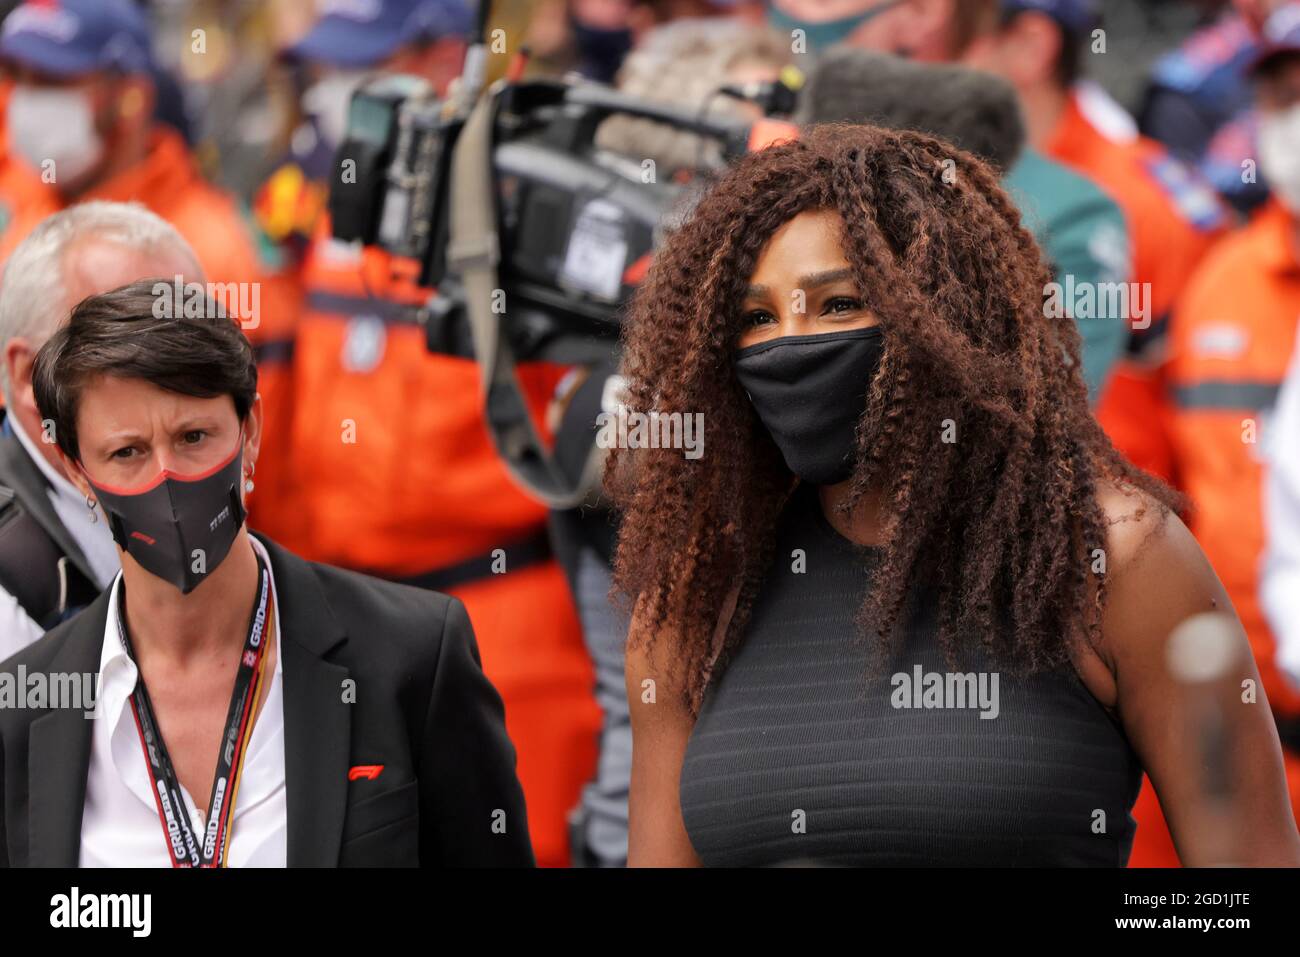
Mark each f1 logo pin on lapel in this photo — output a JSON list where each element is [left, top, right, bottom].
[[348, 765, 384, 781]]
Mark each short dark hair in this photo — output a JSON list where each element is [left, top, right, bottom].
[[31, 278, 257, 461]]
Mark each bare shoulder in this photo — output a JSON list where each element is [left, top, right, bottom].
[[1091, 483, 1300, 865], [1094, 479, 1235, 663], [1095, 479, 1189, 575]]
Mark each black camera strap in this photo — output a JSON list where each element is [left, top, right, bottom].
[[447, 84, 608, 510], [118, 553, 275, 867]]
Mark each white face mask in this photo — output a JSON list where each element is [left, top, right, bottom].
[[301, 70, 370, 152], [6, 84, 106, 186], [1259, 103, 1300, 215]]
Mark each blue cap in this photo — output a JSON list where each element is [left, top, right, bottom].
[[0, 0, 153, 77], [1001, 0, 1099, 34], [1251, 3, 1300, 74], [286, 0, 474, 69]]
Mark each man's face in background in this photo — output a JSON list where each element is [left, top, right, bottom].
[[827, 0, 976, 59], [1254, 53, 1300, 212], [958, 9, 1063, 89], [5, 64, 153, 195], [767, 0, 913, 52], [1256, 54, 1300, 113], [1, 235, 201, 478], [839, 0, 1059, 93]]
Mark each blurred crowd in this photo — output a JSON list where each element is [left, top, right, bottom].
[[2, 0, 1300, 869]]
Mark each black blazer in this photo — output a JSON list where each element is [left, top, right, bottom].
[[0, 422, 98, 587], [0, 533, 535, 867]]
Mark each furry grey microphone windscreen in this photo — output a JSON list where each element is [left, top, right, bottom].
[[795, 49, 1028, 173]]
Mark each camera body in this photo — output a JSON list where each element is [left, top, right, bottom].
[[327, 74, 754, 363], [324, 70, 779, 505]]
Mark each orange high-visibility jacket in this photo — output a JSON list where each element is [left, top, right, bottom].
[[1166, 201, 1300, 719], [1047, 93, 1228, 486], [0, 125, 298, 516], [1047, 94, 1236, 869], [266, 220, 600, 867], [1129, 203, 1300, 867]]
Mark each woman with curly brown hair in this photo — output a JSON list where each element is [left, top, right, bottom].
[[610, 123, 1300, 867]]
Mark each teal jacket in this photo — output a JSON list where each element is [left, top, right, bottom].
[[1003, 148, 1130, 402]]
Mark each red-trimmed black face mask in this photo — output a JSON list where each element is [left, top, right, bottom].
[[83, 435, 247, 595]]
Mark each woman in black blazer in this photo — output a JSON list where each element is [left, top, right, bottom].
[[0, 279, 532, 867]]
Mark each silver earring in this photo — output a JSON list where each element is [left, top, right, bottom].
[[86, 495, 99, 524], [243, 462, 255, 494]]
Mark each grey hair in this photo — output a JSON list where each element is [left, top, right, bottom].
[[0, 201, 201, 403], [594, 18, 795, 177]]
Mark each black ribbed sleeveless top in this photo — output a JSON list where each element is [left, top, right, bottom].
[[679, 483, 1143, 866]]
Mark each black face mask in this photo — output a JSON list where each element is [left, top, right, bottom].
[[83, 437, 247, 595], [733, 327, 885, 486], [569, 16, 633, 84]]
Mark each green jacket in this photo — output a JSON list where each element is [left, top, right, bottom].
[[1003, 147, 1130, 402]]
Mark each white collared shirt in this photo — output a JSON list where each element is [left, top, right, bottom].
[[0, 415, 120, 660], [79, 537, 287, 867]]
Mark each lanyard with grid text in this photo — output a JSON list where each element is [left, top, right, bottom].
[[118, 553, 274, 867]]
